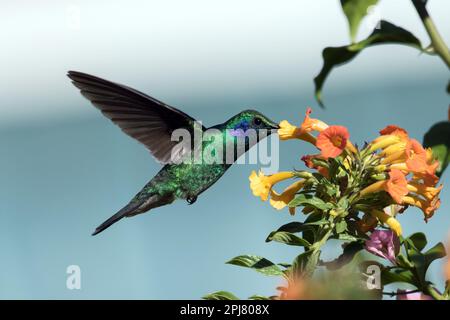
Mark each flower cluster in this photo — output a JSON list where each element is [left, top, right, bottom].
[[206, 108, 448, 301], [249, 108, 443, 237]]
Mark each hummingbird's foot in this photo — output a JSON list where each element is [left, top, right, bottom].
[[187, 195, 197, 205]]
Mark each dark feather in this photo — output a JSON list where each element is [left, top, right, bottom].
[[67, 71, 204, 163]]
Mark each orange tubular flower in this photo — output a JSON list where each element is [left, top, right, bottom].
[[412, 150, 440, 185], [249, 171, 294, 201], [405, 139, 428, 173], [301, 108, 329, 133], [360, 169, 409, 204], [416, 162, 440, 183], [316, 126, 350, 159], [376, 126, 409, 158], [270, 180, 305, 215], [407, 183, 443, 201], [402, 195, 441, 220], [379, 125, 409, 139], [385, 170, 409, 203]]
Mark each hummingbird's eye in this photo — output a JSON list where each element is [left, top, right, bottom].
[[253, 117, 262, 126]]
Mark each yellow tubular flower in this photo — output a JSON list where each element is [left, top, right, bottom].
[[278, 120, 297, 140], [375, 164, 388, 172], [270, 180, 305, 214], [360, 180, 386, 197], [346, 141, 358, 154], [278, 120, 317, 145], [249, 171, 295, 201], [381, 142, 407, 157], [381, 150, 406, 165], [389, 163, 409, 172], [370, 209, 403, 236], [369, 135, 402, 153]]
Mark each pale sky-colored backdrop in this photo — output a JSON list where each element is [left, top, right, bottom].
[[0, 1, 449, 299]]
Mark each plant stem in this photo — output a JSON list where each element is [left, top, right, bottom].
[[303, 224, 334, 277], [444, 281, 450, 299], [411, 0, 450, 68], [382, 289, 421, 297], [312, 226, 334, 251], [424, 284, 445, 300]]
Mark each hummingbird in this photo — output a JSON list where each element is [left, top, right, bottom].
[[67, 71, 279, 235]]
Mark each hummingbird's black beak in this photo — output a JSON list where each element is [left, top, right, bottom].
[[269, 123, 280, 130]]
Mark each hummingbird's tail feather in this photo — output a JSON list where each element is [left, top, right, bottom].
[[92, 192, 175, 236], [92, 201, 143, 236]]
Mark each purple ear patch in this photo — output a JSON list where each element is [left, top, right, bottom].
[[229, 120, 250, 137], [229, 128, 247, 137]]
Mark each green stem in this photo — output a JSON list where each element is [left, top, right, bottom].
[[401, 239, 444, 300], [424, 284, 445, 300], [312, 226, 334, 251], [304, 224, 334, 277], [444, 281, 450, 299], [412, 0, 450, 68]]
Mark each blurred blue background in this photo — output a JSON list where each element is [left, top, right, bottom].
[[0, 0, 449, 299]]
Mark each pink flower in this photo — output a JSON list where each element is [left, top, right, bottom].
[[397, 290, 433, 300], [365, 230, 400, 264]]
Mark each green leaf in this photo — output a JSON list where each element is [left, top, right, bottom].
[[248, 295, 271, 300], [423, 121, 450, 177], [314, 20, 423, 107], [406, 233, 428, 252], [407, 243, 446, 284], [268, 221, 314, 234], [292, 250, 321, 278], [335, 220, 348, 234], [266, 231, 311, 247], [226, 255, 284, 276], [265, 221, 327, 244], [302, 212, 327, 244], [408, 251, 427, 285], [340, 0, 379, 42], [381, 269, 417, 286], [396, 254, 414, 269], [203, 291, 239, 300], [289, 193, 333, 211], [337, 197, 350, 211], [323, 241, 364, 270], [423, 242, 447, 272], [266, 222, 315, 248]]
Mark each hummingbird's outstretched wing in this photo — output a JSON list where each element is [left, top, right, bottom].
[[67, 71, 204, 164]]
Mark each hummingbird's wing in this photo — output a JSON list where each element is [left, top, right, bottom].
[[67, 71, 204, 164]]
